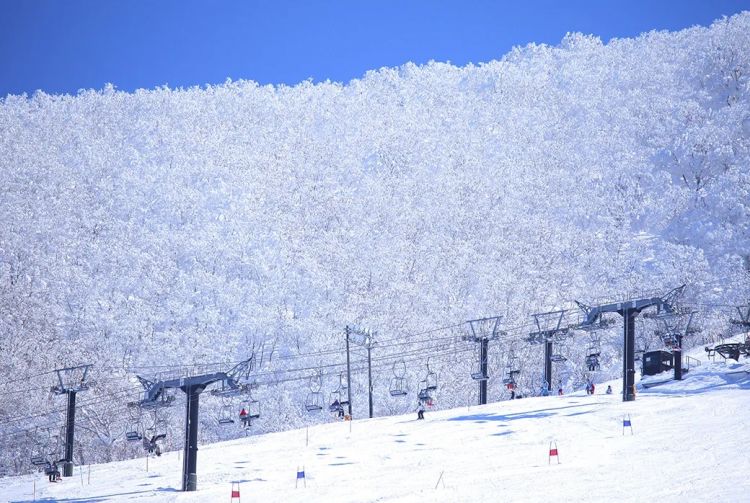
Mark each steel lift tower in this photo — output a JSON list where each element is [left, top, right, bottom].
[[655, 310, 697, 381], [133, 357, 254, 491], [575, 285, 684, 401], [52, 364, 92, 477], [527, 310, 570, 394], [463, 316, 503, 405]]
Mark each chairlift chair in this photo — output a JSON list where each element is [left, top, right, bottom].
[[241, 396, 260, 420], [30, 454, 48, 466], [305, 372, 324, 412], [218, 402, 236, 426], [470, 345, 489, 380], [305, 391, 324, 412], [390, 377, 408, 396], [417, 378, 431, 401], [585, 333, 602, 371], [550, 352, 567, 363], [389, 359, 408, 396], [503, 348, 521, 384], [29, 428, 51, 466], [328, 373, 349, 410], [329, 390, 342, 412], [337, 372, 350, 405], [125, 403, 143, 441], [125, 423, 143, 441], [424, 358, 438, 391]]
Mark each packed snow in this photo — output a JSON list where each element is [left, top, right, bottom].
[[3, 343, 748, 502]]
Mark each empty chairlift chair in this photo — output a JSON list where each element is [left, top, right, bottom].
[[305, 373, 324, 412], [550, 336, 568, 363], [389, 360, 408, 397], [29, 427, 51, 466], [125, 422, 143, 441], [218, 399, 236, 426], [471, 346, 489, 381], [425, 358, 438, 391], [503, 349, 521, 385], [125, 405, 143, 441]]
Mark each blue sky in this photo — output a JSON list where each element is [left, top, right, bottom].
[[1, 0, 748, 97]]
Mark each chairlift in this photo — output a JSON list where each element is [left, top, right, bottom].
[[389, 359, 408, 396], [503, 348, 521, 384], [124, 404, 143, 441], [29, 428, 50, 466], [305, 372, 324, 412], [305, 391, 324, 412], [329, 390, 343, 412], [424, 358, 438, 391], [218, 398, 236, 426], [142, 410, 167, 456], [240, 389, 261, 425], [417, 383, 431, 402], [585, 333, 602, 371], [470, 346, 488, 381], [329, 372, 349, 409]]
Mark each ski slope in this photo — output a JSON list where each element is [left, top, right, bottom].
[[3, 346, 749, 502]]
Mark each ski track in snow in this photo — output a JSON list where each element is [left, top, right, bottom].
[[2, 343, 749, 502]]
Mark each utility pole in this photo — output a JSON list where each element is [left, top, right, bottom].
[[52, 364, 92, 478], [367, 344, 373, 418], [345, 326, 353, 418]]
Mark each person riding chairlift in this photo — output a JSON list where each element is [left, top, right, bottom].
[[144, 434, 165, 456], [330, 399, 344, 419], [239, 407, 249, 427]]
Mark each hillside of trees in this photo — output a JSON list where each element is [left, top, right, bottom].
[[0, 13, 748, 475]]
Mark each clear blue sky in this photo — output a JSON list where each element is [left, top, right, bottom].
[[1, 0, 748, 97]]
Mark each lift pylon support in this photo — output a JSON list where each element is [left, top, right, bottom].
[[133, 355, 255, 492], [464, 316, 503, 405], [575, 285, 684, 402], [527, 310, 569, 393], [656, 310, 696, 381], [52, 364, 92, 477]]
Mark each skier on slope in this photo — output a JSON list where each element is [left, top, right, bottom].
[[416, 401, 425, 420]]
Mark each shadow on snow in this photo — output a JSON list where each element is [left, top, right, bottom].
[[448, 402, 598, 423]]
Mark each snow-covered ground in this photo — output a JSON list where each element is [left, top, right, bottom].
[[3, 343, 749, 502]]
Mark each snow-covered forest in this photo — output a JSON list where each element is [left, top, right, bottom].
[[1, 13, 748, 476]]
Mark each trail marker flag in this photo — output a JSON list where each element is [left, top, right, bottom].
[[623, 415, 634, 436], [548, 441, 560, 464], [230, 481, 241, 502], [296, 466, 306, 488]]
